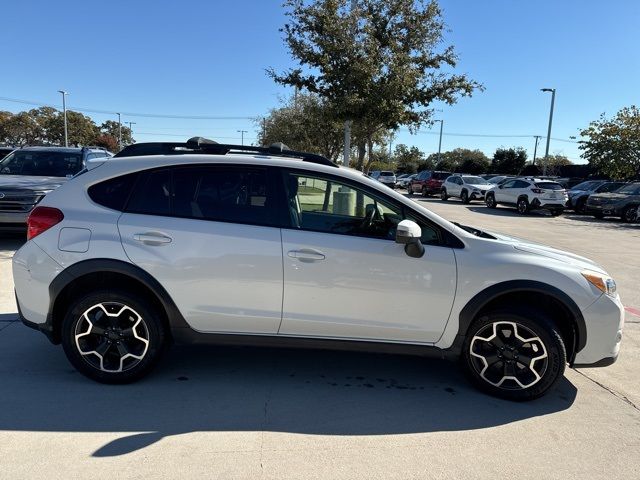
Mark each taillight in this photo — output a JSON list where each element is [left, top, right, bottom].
[[531, 188, 543, 194], [27, 206, 64, 240]]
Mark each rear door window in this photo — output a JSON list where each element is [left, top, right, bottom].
[[88, 172, 139, 211], [127, 169, 171, 216]]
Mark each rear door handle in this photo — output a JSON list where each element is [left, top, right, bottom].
[[133, 232, 172, 245], [287, 249, 326, 261]]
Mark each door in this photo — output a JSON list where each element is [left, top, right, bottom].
[[279, 171, 457, 344], [495, 179, 516, 203], [117, 165, 284, 334]]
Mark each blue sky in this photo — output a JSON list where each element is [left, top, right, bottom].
[[0, 0, 638, 163]]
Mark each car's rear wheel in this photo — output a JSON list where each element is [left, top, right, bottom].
[[485, 193, 497, 208], [407, 185, 412, 195], [593, 212, 604, 219], [517, 198, 530, 215], [461, 190, 470, 204], [462, 309, 566, 401], [440, 188, 448, 201], [61, 290, 167, 383], [421, 186, 429, 197], [621, 205, 637, 223]]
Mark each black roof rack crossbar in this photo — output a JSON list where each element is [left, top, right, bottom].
[[114, 137, 338, 168]]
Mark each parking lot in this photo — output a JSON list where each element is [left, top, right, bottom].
[[0, 197, 639, 480]]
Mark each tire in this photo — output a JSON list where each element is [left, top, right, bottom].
[[621, 205, 638, 223], [593, 212, 604, 219], [462, 308, 566, 401], [440, 188, 448, 201], [485, 193, 497, 209], [61, 289, 167, 384], [407, 185, 412, 195], [461, 190, 470, 204], [517, 197, 530, 215], [421, 186, 429, 197], [574, 198, 586, 214], [550, 209, 563, 217]]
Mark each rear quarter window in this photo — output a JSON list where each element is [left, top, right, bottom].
[[88, 172, 139, 211]]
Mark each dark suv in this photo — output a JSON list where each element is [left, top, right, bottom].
[[567, 180, 625, 214], [0, 147, 15, 161], [586, 182, 640, 222], [408, 170, 452, 196], [0, 146, 112, 230]]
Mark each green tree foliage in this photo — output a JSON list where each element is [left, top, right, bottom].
[[258, 93, 344, 160], [100, 121, 134, 148], [0, 108, 136, 148], [491, 147, 528, 175], [579, 106, 640, 179], [427, 148, 490, 173], [393, 144, 425, 173], [540, 154, 572, 176], [269, 0, 481, 166]]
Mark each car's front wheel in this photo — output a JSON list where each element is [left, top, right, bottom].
[[485, 193, 497, 208], [462, 309, 566, 401], [461, 190, 470, 204], [517, 197, 530, 215], [621, 205, 637, 223], [61, 290, 167, 383], [440, 188, 448, 201], [407, 185, 412, 195]]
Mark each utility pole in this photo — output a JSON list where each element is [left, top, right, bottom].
[[435, 119, 444, 164], [117, 113, 122, 150], [237, 130, 248, 146], [532, 135, 541, 166], [541, 88, 556, 176], [343, 0, 357, 167], [126, 121, 136, 139], [58, 90, 69, 147]]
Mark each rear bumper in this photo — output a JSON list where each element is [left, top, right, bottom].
[[530, 198, 567, 210], [0, 211, 29, 229]]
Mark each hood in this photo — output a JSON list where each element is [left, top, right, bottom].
[[0, 175, 66, 192], [487, 230, 606, 273], [589, 192, 628, 201]]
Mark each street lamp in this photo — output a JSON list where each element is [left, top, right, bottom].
[[126, 121, 136, 138], [237, 130, 248, 146], [541, 88, 556, 176], [57, 90, 69, 147]]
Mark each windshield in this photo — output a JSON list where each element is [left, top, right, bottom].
[[617, 183, 640, 195], [462, 176, 488, 185], [571, 180, 601, 191], [380, 171, 394, 176], [0, 150, 83, 177]]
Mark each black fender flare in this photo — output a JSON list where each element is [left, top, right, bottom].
[[456, 280, 586, 357]]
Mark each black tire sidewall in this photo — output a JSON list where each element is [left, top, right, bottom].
[[486, 194, 496, 208], [517, 198, 529, 214], [622, 206, 637, 223], [61, 290, 166, 384], [462, 310, 566, 401], [461, 190, 469, 204]]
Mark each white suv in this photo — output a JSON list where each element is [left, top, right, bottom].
[[485, 178, 568, 216], [440, 174, 492, 203], [12, 138, 624, 400]]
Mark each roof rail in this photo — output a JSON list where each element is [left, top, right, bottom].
[[114, 137, 338, 168]]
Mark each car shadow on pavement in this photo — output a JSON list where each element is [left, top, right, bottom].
[[0, 325, 577, 457]]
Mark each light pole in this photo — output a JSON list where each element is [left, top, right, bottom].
[[541, 88, 556, 176], [116, 113, 122, 149], [57, 90, 69, 147], [435, 119, 444, 164], [237, 130, 248, 146]]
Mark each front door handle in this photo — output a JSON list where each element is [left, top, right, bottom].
[[133, 232, 172, 245], [287, 249, 326, 262]]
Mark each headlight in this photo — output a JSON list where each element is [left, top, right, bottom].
[[582, 271, 617, 296]]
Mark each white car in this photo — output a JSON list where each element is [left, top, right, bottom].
[[13, 138, 624, 401], [398, 173, 416, 188], [485, 178, 568, 216], [440, 174, 492, 203], [369, 170, 396, 188]]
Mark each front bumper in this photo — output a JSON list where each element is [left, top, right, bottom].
[[469, 191, 487, 200], [585, 203, 621, 216], [573, 293, 624, 367]]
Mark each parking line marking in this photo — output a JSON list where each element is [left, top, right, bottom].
[[624, 307, 640, 318]]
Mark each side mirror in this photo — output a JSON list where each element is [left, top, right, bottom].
[[395, 220, 425, 258]]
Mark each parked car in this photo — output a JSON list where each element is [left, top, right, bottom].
[[487, 175, 516, 185], [408, 170, 452, 196], [0, 146, 112, 231], [13, 137, 623, 401], [0, 146, 15, 161], [556, 177, 586, 190], [398, 173, 416, 188], [485, 178, 568, 216], [440, 174, 492, 203], [370, 170, 396, 188], [480, 174, 500, 181], [585, 182, 640, 222], [568, 180, 625, 214]]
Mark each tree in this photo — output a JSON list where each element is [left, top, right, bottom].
[[1, 112, 43, 146], [269, 0, 481, 166], [491, 147, 527, 174], [579, 106, 640, 179], [258, 93, 344, 160], [93, 134, 119, 153], [393, 144, 424, 173], [100, 121, 134, 148], [540, 154, 572, 176]]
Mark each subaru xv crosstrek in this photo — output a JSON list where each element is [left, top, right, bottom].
[[13, 138, 624, 401]]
